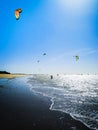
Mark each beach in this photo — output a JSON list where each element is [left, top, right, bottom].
[[0, 76, 93, 130], [0, 74, 29, 79]]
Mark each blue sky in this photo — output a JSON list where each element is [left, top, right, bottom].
[[0, 0, 98, 74]]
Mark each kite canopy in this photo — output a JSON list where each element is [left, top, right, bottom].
[[43, 53, 46, 56], [15, 8, 22, 20], [75, 55, 79, 61]]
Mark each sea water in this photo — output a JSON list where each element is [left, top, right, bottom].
[[27, 74, 98, 130]]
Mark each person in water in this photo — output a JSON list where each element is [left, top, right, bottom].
[[50, 75, 53, 79]]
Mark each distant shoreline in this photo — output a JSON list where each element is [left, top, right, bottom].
[[0, 74, 29, 79], [0, 73, 98, 79]]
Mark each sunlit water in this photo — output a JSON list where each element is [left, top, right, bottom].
[[27, 74, 98, 130]]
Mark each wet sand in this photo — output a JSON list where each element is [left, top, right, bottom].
[[0, 77, 93, 130]]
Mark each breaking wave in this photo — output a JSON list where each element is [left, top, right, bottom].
[[27, 74, 98, 130]]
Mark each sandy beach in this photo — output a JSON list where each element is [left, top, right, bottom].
[[0, 76, 93, 130], [0, 74, 29, 79]]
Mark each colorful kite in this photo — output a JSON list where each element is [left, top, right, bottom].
[[75, 55, 79, 61], [15, 8, 22, 20]]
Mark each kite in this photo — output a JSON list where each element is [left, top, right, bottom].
[[15, 8, 22, 20], [74, 55, 79, 61], [43, 53, 46, 56]]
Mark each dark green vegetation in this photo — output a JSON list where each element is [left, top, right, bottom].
[[0, 71, 10, 74]]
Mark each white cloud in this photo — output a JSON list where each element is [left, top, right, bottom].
[[73, 48, 97, 56], [46, 48, 97, 63]]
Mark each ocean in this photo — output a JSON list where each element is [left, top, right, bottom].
[[27, 74, 98, 130]]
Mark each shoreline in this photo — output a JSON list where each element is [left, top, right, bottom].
[[0, 74, 30, 79], [0, 77, 93, 130], [30, 89, 94, 130], [49, 97, 93, 130]]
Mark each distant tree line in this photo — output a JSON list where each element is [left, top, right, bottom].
[[0, 71, 10, 74]]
